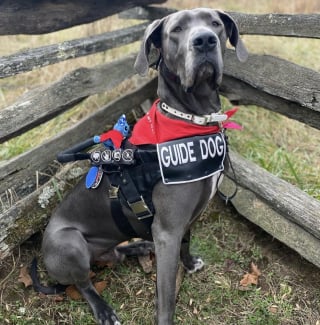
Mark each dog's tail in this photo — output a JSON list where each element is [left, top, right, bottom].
[[30, 258, 67, 295]]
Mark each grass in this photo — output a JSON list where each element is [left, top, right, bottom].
[[1, 199, 320, 324]]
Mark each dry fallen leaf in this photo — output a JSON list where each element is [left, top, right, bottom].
[[239, 273, 257, 287], [138, 253, 154, 273], [251, 262, 262, 277], [66, 280, 107, 301], [18, 265, 33, 288], [239, 262, 261, 289], [52, 295, 64, 302], [66, 285, 82, 300], [94, 281, 107, 294]]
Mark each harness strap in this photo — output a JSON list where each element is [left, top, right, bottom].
[[110, 199, 138, 238], [217, 152, 238, 204], [111, 190, 153, 239], [120, 168, 154, 220], [107, 161, 160, 238]]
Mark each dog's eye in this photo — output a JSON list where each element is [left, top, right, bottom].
[[212, 21, 221, 27], [172, 26, 182, 33]]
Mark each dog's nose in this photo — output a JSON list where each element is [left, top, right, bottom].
[[192, 32, 217, 52]]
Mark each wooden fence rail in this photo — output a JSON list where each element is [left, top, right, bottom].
[[120, 7, 320, 38], [0, 3, 319, 266], [221, 51, 320, 130], [0, 0, 166, 35], [0, 23, 148, 79], [222, 152, 320, 269], [0, 54, 138, 142]]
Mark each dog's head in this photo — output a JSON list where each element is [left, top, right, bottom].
[[134, 8, 248, 92]]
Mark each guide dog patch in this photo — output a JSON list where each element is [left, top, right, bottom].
[[157, 133, 226, 184]]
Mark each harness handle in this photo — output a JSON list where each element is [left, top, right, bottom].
[[57, 138, 137, 166], [57, 138, 94, 163], [57, 114, 130, 164]]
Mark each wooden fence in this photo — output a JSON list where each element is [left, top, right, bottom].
[[0, 1, 319, 269]]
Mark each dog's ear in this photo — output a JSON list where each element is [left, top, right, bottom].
[[217, 11, 248, 62], [134, 18, 165, 76]]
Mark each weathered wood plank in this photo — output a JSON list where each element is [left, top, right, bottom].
[[223, 49, 320, 114], [221, 151, 320, 240], [0, 0, 166, 35], [0, 23, 147, 78], [0, 78, 157, 200], [0, 54, 137, 143], [221, 176, 320, 269], [119, 6, 175, 20], [220, 75, 320, 130], [120, 7, 320, 38], [229, 12, 320, 38]]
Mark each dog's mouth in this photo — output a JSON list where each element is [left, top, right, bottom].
[[195, 62, 215, 83], [183, 60, 222, 93]]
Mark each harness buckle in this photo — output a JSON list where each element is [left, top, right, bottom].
[[191, 115, 207, 125], [127, 196, 153, 219], [108, 185, 119, 199]]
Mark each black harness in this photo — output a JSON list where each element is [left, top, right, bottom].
[[99, 143, 161, 238], [57, 130, 237, 239]]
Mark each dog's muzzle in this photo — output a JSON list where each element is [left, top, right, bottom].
[[192, 30, 218, 53]]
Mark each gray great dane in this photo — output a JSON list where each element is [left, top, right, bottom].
[[37, 8, 248, 325]]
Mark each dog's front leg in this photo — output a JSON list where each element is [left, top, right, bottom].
[[151, 180, 211, 324], [77, 280, 121, 325], [152, 224, 183, 325]]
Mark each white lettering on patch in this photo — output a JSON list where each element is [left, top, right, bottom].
[[157, 133, 226, 184], [160, 141, 197, 167]]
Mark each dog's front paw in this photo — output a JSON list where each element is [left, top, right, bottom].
[[184, 256, 204, 274], [94, 303, 121, 325], [97, 309, 121, 325]]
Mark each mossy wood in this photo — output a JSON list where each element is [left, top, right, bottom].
[[0, 162, 86, 259]]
